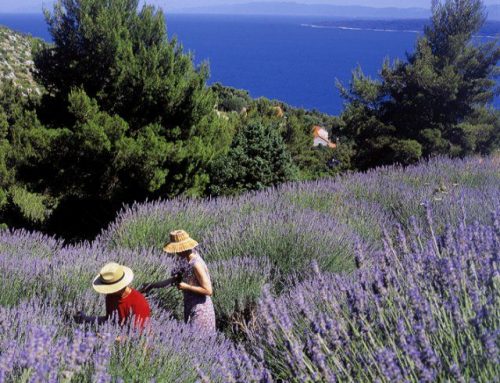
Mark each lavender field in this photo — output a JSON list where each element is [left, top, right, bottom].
[[0, 155, 499, 382]]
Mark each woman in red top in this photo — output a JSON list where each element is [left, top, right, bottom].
[[75, 262, 151, 331]]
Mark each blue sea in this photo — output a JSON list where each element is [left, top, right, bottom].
[[0, 13, 498, 115]]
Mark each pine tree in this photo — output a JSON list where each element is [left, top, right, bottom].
[[209, 122, 298, 195], [0, 82, 53, 227], [339, 0, 499, 169], [9, 0, 237, 237], [33, 0, 233, 200]]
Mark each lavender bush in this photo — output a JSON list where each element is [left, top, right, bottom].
[[0, 155, 498, 381], [0, 299, 239, 383], [102, 156, 499, 253], [201, 208, 358, 277], [227, 212, 500, 382], [210, 257, 272, 335]]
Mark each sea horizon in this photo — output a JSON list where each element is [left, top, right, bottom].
[[1, 13, 498, 115]]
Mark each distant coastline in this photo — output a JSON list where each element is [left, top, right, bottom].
[[1, 2, 500, 21], [301, 19, 500, 39], [171, 2, 500, 21]]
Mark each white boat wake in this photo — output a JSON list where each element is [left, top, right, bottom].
[[300, 24, 498, 39]]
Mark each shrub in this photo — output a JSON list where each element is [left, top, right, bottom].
[[208, 122, 298, 196], [1, 155, 497, 381], [210, 257, 272, 335], [233, 212, 500, 382]]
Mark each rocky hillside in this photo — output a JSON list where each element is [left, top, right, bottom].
[[0, 26, 41, 95]]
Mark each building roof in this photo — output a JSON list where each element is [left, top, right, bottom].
[[312, 126, 337, 149]]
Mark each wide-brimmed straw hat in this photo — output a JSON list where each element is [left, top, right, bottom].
[[163, 230, 199, 253], [93, 262, 134, 294]]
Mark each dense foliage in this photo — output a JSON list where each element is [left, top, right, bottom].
[[0, 82, 55, 230], [0, 1, 340, 237], [208, 122, 298, 195], [0, 0, 233, 237], [0, 0, 498, 242], [339, 0, 500, 169], [210, 84, 348, 183], [31, 0, 233, 225], [0, 155, 498, 381]]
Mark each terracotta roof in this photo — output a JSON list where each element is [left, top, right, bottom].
[[312, 126, 337, 149]]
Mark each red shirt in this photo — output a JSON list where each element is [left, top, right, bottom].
[[105, 288, 151, 330]]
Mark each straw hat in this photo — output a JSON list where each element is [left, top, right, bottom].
[[93, 262, 134, 294], [163, 230, 199, 253]]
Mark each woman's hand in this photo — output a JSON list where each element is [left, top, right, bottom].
[[177, 282, 190, 291], [115, 335, 127, 343]]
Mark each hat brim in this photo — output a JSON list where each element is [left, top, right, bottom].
[[92, 266, 134, 294], [163, 238, 199, 253]]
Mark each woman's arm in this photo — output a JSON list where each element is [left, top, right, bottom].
[[178, 263, 213, 296], [138, 276, 179, 294]]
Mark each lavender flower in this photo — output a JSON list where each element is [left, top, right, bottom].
[[0, 156, 498, 382]]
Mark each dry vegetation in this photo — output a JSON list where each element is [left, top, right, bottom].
[[0, 26, 41, 95]]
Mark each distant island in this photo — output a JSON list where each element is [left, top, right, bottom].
[[174, 2, 500, 20]]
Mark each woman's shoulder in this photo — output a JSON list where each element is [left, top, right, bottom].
[[191, 252, 207, 267]]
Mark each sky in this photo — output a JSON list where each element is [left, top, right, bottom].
[[1, 0, 499, 13]]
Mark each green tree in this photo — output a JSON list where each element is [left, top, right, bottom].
[[34, 0, 232, 199], [24, 0, 234, 237], [212, 83, 251, 113], [282, 114, 352, 179], [38, 89, 176, 201], [208, 122, 298, 195], [0, 82, 53, 227], [0, 106, 10, 222], [226, 92, 352, 180], [339, 0, 499, 169]]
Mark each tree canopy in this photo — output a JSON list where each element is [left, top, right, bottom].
[[208, 122, 298, 195], [339, 0, 499, 169], [34, 0, 233, 200], [0, 0, 236, 237], [1, 0, 498, 239]]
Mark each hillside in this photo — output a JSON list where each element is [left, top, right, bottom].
[[0, 26, 41, 95], [0, 1, 498, 379], [0, 155, 498, 381]]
